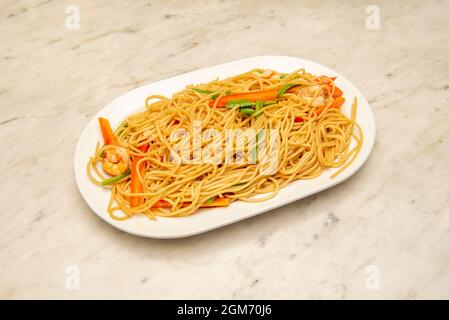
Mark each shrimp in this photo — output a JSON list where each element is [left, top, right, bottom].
[[102, 146, 130, 176], [296, 85, 327, 107]]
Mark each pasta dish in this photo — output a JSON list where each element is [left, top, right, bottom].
[[87, 68, 363, 220]]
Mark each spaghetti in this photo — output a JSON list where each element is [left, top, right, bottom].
[[87, 68, 363, 220]]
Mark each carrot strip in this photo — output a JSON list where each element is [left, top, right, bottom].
[[209, 89, 279, 108], [329, 96, 345, 109], [201, 197, 230, 207], [316, 97, 345, 116], [130, 144, 149, 208], [152, 200, 172, 208], [98, 117, 117, 145]]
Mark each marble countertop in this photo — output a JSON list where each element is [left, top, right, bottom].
[[1, 0, 448, 299]]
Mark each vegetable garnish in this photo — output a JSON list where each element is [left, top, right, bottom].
[[277, 83, 300, 97], [192, 88, 214, 95], [226, 99, 257, 109], [210, 84, 303, 108], [253, 100, 265, 118], [152, 200, 172, 208], [200, 197, 230, 207], [314, 96, 346, 116], [240, 108, 255, 116], [227, 99, 277, 110], [99, 117, 117, 145], [130, 144, 149, 208], [101, 170, 131, 186], [209, 89, 279, 108], [192, 88, 224, 99], [206, 197, 215, 204]]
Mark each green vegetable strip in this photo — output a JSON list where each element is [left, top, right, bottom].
[[192, 88, 220, 99], [254, 101, 264, 117], [227, 99, 276, 110], [206, 197, 216, 204], [263, 100, 277, 106], [101, 171, 131, 186], [192, 88, 213, 94], [252, 130, 264, 162], [277, 83, 299, 97], [240, 108, 255, 116], [227, 99, 257, 109]]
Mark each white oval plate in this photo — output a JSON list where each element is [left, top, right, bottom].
[[74, 55, 375, 239]]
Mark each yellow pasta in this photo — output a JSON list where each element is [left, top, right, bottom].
[[87, 69, 363, 220]]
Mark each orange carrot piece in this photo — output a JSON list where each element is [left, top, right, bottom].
[[151, 200, 172, 208], [330, 96, 345, 108], [201, 197, 230, 207], [209, 89, 279, 108], [316, 97, 346, 116], [98, 117, 117, 145], [130, 144, 149, 208]]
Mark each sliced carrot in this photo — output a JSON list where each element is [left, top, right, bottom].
[[330, 96, 345, 108], [201, 197, 230, 207], [316, 97, 345, 116], [152, 200, 172, 208], [209, 89, 279, 108], [98, 117, 117, 145], [130, 144, 149, 208]]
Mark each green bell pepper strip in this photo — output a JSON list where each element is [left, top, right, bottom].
[[277, 83, 299, 97], [101, 170, 131, 186], [240, 108, 255, 116], [227, 99, 257, 109]]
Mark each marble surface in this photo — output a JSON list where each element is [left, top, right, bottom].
[[1, 0, 448, 299]]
